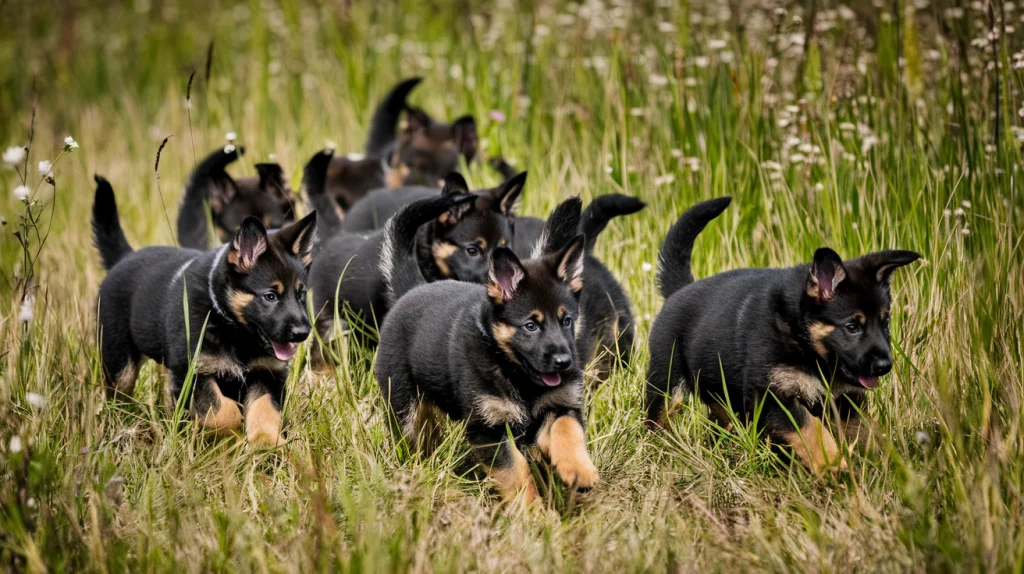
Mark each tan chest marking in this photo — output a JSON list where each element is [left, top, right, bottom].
[[473, 394, 528, 427]]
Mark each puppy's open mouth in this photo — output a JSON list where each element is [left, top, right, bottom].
[[540, 373, 562, 387], [271, 342, 299, 361], [857, 376, 879, 389]]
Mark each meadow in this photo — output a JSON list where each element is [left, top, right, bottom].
[[1, 0, 1023, 571]]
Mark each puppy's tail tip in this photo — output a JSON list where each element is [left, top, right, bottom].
[[92, 175, 133, 270], [581, 193, 647, 252], [657, 196, 731, 299]]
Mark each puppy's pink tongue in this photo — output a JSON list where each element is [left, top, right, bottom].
[[858, 376, 879, 389], [541, 374, 562, 387], [272, 342, 299, 361]]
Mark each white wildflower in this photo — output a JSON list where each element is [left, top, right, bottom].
[[13, 185, 30, 201], [839, 122, 856, 132], [654, 174, 676, 187], [38, 160, 52, 177], [605, 166, 613, 174], [790, 153, 806, 164], [641, 262, 654, 273], [961, 227, 971, 236], [954, 208, 965, 217], [26, 393, 46, 409], [814, 182, 825, 192], [63, 136, 79, 151], [19, 295, 34, 325], [708, 39, 728, 51], [961, 200, 971, 208], [683, 77, 698, 87], [9, 436, 22, 454], [649, 74, 669, 87], [861, 135, 879, 154], [761, 160, 784, 172], [671, 149, 683, 158], [629, 107, 645, 117], [3, 146, 26, 167], [720, 51, 734, 64], [658, 21, 676, 33], [694, 56, 709, 68], [915, 430, 931, 446], [225, 131, 237, 142]]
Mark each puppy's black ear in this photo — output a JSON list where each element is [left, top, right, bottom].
[[487, 248, 526, 304], [229, 217, 269, 273], [255, 163, 286, 194], [452, 115, 478, 162], [275, 211, 318, 267], [856, 250, 921, 284], [553, 235, 585, 294], [438, 173, 475, 226], [403, 106, 432, 135], [807, 247, 847, 303], [493, 171, 526, 217]]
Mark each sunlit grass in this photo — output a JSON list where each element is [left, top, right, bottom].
[[1, 0, 1023, 571]]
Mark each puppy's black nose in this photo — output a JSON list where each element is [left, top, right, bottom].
[[289, 325, 311, 342], [869, 356, 892, 377], [551, 353, 572, 372]]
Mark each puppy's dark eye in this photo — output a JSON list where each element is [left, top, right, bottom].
[[263, 292, 279, 303], [845, 321, 861, 334], [523, 321, 538, 332], [465, 245, 481, 256], [562, 316, 572, 328]]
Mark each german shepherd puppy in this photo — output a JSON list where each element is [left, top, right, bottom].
[[177, 146, 295, 250], [323, 77, 479, 210], [645, 197, 920, 474], [306, 151, 498, 343], [93, 176, 317, 447], [374, 197, 597, 504]]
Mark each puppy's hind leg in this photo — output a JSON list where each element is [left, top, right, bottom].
[[98, 323, 141, 399], [192, 377, 243, 438]]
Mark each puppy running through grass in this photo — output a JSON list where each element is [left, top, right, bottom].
[[374, 196, 597, 504], [646, 197, 919, 475], [91, 176, 317, 447]]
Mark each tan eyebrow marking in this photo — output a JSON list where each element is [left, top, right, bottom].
[[557, 306, 568, 319], [475, 237, 488, 249], [295, 279, 304, 292], [853, 311, 866, 324], [270, 281, 284, 295], [530, 310, 545, 323]]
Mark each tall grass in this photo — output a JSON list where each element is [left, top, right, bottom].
[[1, 0, 1022, 571]]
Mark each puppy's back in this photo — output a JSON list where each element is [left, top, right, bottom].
[[342, 187, 439, 232]]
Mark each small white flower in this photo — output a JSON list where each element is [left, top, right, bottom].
[[19, 296, 34, 324], [648, 74, 669, 87], [954, 208, 965, 217], [641, 262, 654, 273], [605, 166, 613, 174], [38, 160, 52, 177], [13, 185, 30, 201], [63, 136, 79, 151], [658, 21, 676, 33], [839, 122, 856, 132], [671, 149, 683, 158], [3, 145, 26, 167], [790, 153, 806, 164], [26, 393, 46, 409], [629, 107, 645, 117], [814, 182, 825, 192], [861, 135, 880, 154], [708, 39, 728, 51], [961, 200, 971, 208], [683, 77, 698, 87], [654, 174, 676, 187], [720, 51, 734, 64], [961, 227, 971, 236], [694, 56, 709, 68], [914, 430, 931, 446], [225, 131, 237, 142], [223, 144, 236, 154], [268, 153, 277, 161], [325, 140, 338, 151], [9, 436, 23, 454]]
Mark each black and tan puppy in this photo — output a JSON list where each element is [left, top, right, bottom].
[[177, 146, 295, 250], [306, 151, 493, 343], [93, 176, 316, 447], [374, 197, 597, 504], [645, 197, 920, 475], [323, 77, 479, 210]]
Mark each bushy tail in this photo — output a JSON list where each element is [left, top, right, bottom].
[[580, 194, 646, 253], [177, 146, 244, 249], [302, 149, 344, 240], [365, 77, 423, 157], [657, 197, 732, 298], [380, 181, 475, 306], [532, 196, 583, 258], [92, 175, 133, 270]]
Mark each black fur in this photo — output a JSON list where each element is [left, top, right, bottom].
[[94, 176, 317, 445], [365, 77, 423, 157], [307, 172, 479, 344], [645, 197, 920, 473], [375, 208, 596, 501], [177, 146, 295, 250]]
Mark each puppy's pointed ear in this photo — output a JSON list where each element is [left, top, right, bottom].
[[403, 106, 432, 135], [807, 247, 847, 303], [255, 163, 286, 194], [855, 249, 921, 284], [438, 173, 475, 226], [452, 115, 478, 162], [493, 171, 526, 217], [487, 248, 526, 304], [274, 211, 318, 267], [553, 235, 585, 294], [229, 217, 269, 273]]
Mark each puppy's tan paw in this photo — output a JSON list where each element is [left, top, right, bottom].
[[556, 456, 599, 489]]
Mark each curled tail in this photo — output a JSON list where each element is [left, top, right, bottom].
[[365, 77, 423, 158], [657, 197, 732, 299], [177, 146, 245, 250], [92, 175, 134, 270], [302, 149, 343, 240], [532, 196, 583, 258], [580, 193, 646, 252], [380, 176, 475, 306]]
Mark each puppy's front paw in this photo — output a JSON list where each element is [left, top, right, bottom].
[[555, 456, 599, 490], [247, 429, 285, 449]]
